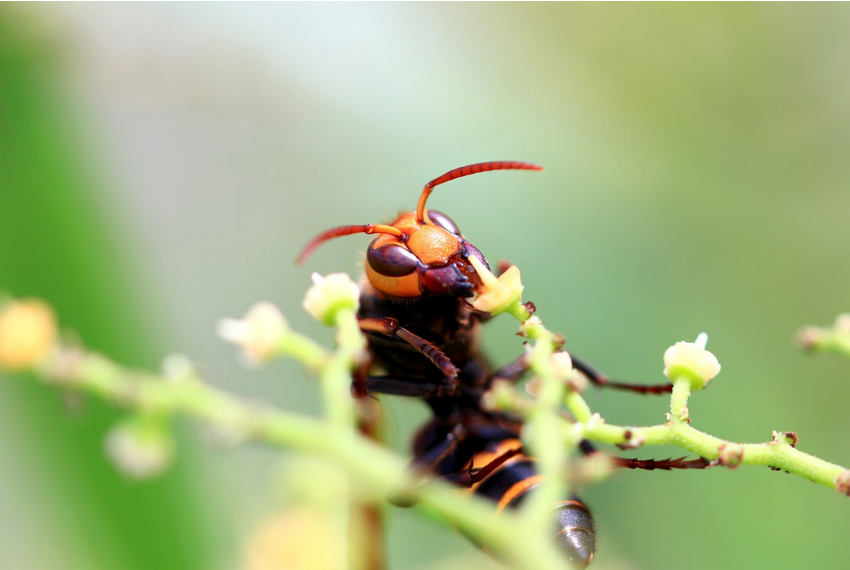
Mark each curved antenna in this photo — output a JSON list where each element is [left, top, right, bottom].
[[297, 224, 403, 264], [416, 161, 543, 222]]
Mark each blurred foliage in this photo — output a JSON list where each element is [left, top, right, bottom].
[[1, 4, 849, 570], [0, 13, 224, 570]]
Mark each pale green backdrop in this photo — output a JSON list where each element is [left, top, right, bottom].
[[1, 4, 848, 569]]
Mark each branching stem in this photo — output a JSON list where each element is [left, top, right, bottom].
[[3, 287, 848, 570]]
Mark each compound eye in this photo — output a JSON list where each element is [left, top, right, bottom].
[[426, 210, 460, 235], [367, 243, 420, 277]]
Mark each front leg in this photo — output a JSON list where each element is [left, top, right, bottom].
[[359, 317, 459, 378]]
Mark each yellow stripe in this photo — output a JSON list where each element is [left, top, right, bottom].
[[464, 439, 525, 492], [496, 474, 544, 512], [553, 499, 588, 511]]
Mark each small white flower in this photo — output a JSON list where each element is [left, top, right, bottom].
[[468, 256, 524, 315], [104, 417, 174, 479], [482, 379, 522, 412], [519, 316, 543, 339], [161, 353, 195, 381], [549, 351, 574, 380], [525, 352, 581, 396], [302, 273, 360, 326], [524, 376, 542, 397], [217, 302, 288, 366], [663, 333, 721, 390], [834, 313, 850, 333]]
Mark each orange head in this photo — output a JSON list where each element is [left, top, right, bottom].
[[297, 161, 543, 299]]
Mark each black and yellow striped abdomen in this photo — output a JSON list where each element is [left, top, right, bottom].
[[465, 438, 597, 568]]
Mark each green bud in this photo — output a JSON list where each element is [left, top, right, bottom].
[[718, 443, 744, 469]]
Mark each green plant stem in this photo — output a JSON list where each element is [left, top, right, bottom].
[[800, 325, 850, 359], [15, 291, 850, 570], [328, 308, 374, 570], [37, 345, 569, 570], [321, 310, 363, 429], [574, 395, 847, 492], [670, 378, 691, 420], [517, 317, 567, 534], [500, 299, 849, 506], [564, 390, 592, 424], [277, 331, 329, 370]]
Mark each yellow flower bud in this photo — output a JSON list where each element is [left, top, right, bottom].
[[242, 508, 339, 570], [0, 299, 58, 371], [468, 256, 524, 315]]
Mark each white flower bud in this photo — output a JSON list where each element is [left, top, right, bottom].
[[217, 302, 288, 366], [161, 353, 196, 381], [104, 416, 174, 479], [302, 273, 360, 326], [663, 334, 721, 390], [834, 313, 850, 333], [549, 351, 574, 380]]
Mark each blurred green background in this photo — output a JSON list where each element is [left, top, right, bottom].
[[1, 3, 849, 569]]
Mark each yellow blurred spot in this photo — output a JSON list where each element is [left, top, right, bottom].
[[242, 508, 339, 570], [0, 299, 57, 371]]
